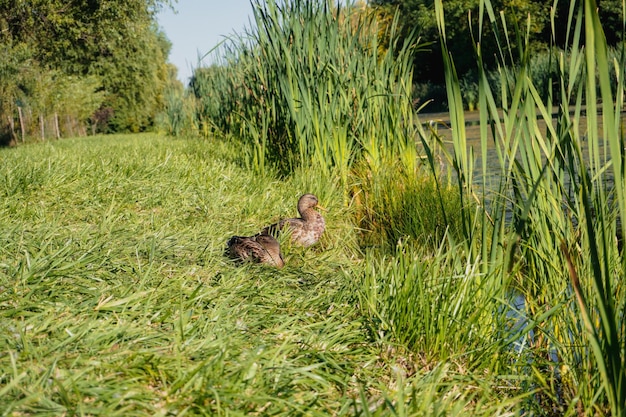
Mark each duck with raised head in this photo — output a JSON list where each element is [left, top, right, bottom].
[[261, 193, 325, 247], [226, 233, 285, 268]]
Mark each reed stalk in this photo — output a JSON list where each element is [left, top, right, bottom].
[[194, 1, 419, 184], [430, 0, 626, 413]]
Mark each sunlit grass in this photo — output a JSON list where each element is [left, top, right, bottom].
[[0, 134, 527, 415], [3, 0, 624, 413], [0, 134, 367, 415]]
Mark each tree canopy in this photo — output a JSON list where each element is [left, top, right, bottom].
[[0, 0, 177, 143], [370, 0, 624, 84]]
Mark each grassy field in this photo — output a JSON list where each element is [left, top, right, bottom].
[[0, 134, 517, 416], [0, 0, 626, 417], [2, 1, 625, 414]]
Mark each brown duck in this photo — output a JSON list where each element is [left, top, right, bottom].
[[226, 233, 285, 268], [261, 193, 325, 247]]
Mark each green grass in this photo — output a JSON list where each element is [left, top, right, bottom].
[[0, 134, 525, 416], [3, 0, 623, 413], [0, 134, 355, 415]]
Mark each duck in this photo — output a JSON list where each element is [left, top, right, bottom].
[[261, 193, 325, 247], [226, 233, 285, 268]]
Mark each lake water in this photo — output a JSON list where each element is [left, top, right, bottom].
[[418, 109, 625, 183]]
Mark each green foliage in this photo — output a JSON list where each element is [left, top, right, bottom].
[[91, 25, 173, 132], [371, 0, 625, 87], [430, 0, 626, 413], [191, 0, 420, 183], [0, 0, 174, 136], [0, 43, 106, 143], [0, 134, 526, 416], [370, 0, 552, 84], [58, 75, 106, 129], [0, 45, 27, 144], [189, 64, 236, 137], [353, 163, 464, 251], [155, 87, 198, 137], [480, 46, 626, 108]]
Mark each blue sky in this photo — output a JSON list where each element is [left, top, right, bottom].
[[157, 1, 255, 85]]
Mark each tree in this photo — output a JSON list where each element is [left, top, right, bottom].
[[369, 0, 572, 84], [0, 0, 174, 134], [0, 43, 31, 144]]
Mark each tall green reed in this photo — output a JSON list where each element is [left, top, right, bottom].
[[428, 0, 626, 413], [190, 0, 464, 253], [194, 0, 420, 184], [156, 88, 198, 137], [189, 64, 238, 138], [358, 239, 512, 366]]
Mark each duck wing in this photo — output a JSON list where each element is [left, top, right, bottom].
[[226, 234, 284, 267], [226, 235, 259, 261], [261, 217, 305, 237]]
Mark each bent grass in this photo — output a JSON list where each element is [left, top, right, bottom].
[[1, 134, 523, 415], [4, 0, 623, 414]]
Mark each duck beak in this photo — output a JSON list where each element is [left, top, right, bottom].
[[316, 203, 327, 211]]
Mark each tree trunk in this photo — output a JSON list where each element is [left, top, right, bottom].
[[39, 114, 45, 141], [7, 115, 16, 139], [54, 112, 60, 139], [17, 106, 25, 143], [66, 115, 74, 137], [5, 115, 17, 146]]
